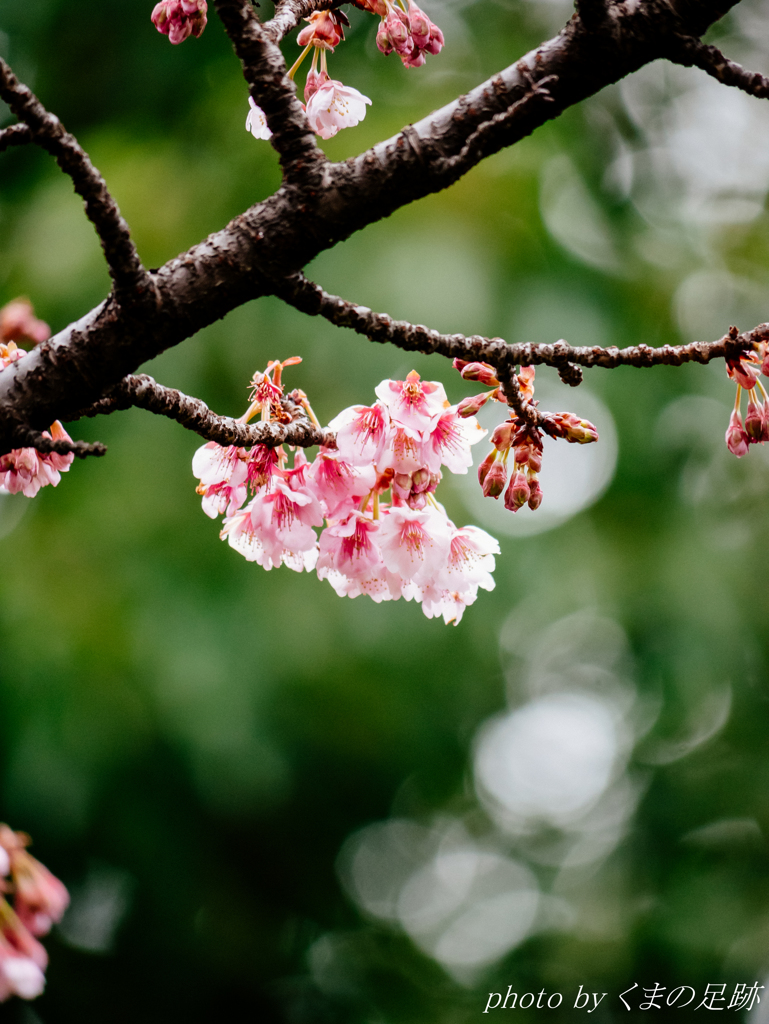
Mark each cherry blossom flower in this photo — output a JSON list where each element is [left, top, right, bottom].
[[305, 79, 372, 139], [246, 97, 272, 141], [151, 0, 207, 43], [0, 422, 74, 498], [331, 403, 391, 467], [222, 478, 322, 572], [192, 442, 249, 518], [375, 370, 447, 431], [378, 505, 452, 585]]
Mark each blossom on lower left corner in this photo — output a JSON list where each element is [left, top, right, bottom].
[[0, 825, 69, 1003]]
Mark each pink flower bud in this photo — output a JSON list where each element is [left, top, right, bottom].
[[407, 0, 431, 46], [412, 468, 431, 493], [477, 450, 496, 487], [401, 44, 426, 68], [457, 392, 491, 418], [152, 0, 207, 43], [527, 476, 543, 510], [424, 22, 444, 54], [549, 412, 599, 444], [745, 399, 764, 442], [504, 470, 530, 511], [482, 459, 507, 499], [491, 422, 515, 452], [304, 68, 328, 102], [376, 20, 393, 54], [460, 361, 500, 386], [725, 409, 749, 458], [297, 10, 345, 50], [385, 9, 411, 54]]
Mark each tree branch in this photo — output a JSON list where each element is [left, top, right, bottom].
[[73, 374, 335, 449], [0, 122, 32, 153], [12, 427, 107, 459], [668, 35, 769, 99], [213, 0, 325, 182], [0, 0, 744, 454], [0, 60, 150, 300], [273, 273, 756, 372]]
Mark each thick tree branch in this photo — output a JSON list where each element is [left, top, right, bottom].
[[0, 122, 32, 153], [73, 374, 334, 449], [0, 60, 149, 300], [668, 35, 769, 99], [0, 0, 744, 454], [213, 0, 325, 182]]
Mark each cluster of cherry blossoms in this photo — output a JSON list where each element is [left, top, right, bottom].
[[0, 825, 69, 1003], [453, 358, 599, 512], [724, 343, 769, 457], [0, 300, 75, 499], [193, 359, 500, 624], [150, 0, 443, 142]]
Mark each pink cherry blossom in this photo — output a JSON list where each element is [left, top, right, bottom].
[[725, 408, 749, 457], [308, 448, 376, 518], [377, 505, 452, 585], [0, 300, 49, 346], [305, 79, 372, 139], [222, 478, 322, 571], [424, 407, 486, 474], [246, 97, 272, 140], [317, 510, 382, 581], [0, 422, 74, 498], [375, 370, 447, 431], [192, 442, 249, 518], [331, 402, 391, 467]]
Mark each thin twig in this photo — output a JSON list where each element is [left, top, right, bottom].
[[75, 374, 335, 449], [0, 60, 150, 300], [12, 427, 107, 459], [0, 122, 32, 153], [668, 36, 769, 99], [273, 273, 756, 371]]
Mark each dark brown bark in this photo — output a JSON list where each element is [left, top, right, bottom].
[[0, 0, 751, 456]]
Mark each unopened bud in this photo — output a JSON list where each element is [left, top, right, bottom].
[[491, 421, 515, 451], [745, 399, 764, 441], [550, 412, 599, 444], [376, 20, 393, 53], [457, 392, 491, 418], [727, 356, 760, 390], [527, 476, 543, 510], [477, 450, 496, 487], [393, 472, 412, 498], [482, 459, 507, 498], [460, 361, 500, 387], [725, 409, 749, 458], [412, 468, 431, 493], [424, 22, 444, 54], [504, 470, 530, 511], [385, 9, 410, 52]]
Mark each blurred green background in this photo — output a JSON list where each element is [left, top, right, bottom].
[[2, 0, 769, 1020]]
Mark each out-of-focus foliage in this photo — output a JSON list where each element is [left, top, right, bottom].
[[2, 0, 769, 1020]]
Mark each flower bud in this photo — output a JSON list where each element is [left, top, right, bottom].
[[376, 20, 393, 54], [491, 421, 515, 452], [393, 472, 412, 498], [411, 468, 431, 493], [527, 476, 543, 510], [457, 392, 491, 418], [550, 412, 599, 444], [482, 459, 507, 499], [725, 409, 749, 458], [745, 399, 764, 442], [385, 9, 410, 53], [407, 0, 431, 47], [460, 361, 500, 387], [477, 450, 496, 487], [504, 470, 530, 511], [424, 22, 444, 54]]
